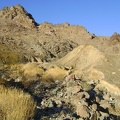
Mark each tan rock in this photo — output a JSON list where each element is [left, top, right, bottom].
[[76, 105, 90, 118], [95, 96, 101, 104], [0, 4, 37, 29], [72, 85, 82, 94], [92, 104, 97, 111], [100, 100, 111, 109]]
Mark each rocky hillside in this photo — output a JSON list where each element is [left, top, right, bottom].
[[0, 4, 109, 64], [0, 4, 120, 120]]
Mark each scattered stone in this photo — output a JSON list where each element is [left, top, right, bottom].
[[76, 105, 90, 118], [92, 104, 97, 111], [99, 111, 109, 119], [95, 96, 101, 103], [100, 100, 111, 109]]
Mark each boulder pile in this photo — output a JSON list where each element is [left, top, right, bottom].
[[28, 73, 118, 120]]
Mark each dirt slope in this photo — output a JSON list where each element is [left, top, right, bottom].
[[56, 45, 105, 70]]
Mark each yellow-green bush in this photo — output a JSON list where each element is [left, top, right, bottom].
[[0, 85, 36, 120]]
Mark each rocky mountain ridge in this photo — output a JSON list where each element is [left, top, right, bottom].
[[0, 4, 37, 28], [0, 4, 120, 120], [0, 4, 95, 65]]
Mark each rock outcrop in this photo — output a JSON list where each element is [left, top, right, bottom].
[[0, 4, 37, 28], [109, 32, 120, 45]]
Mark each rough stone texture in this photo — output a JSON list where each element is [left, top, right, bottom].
[[0, 4, 120, 120], [0, 4, 37, 28], [1, 62, 119, 119], [76, 105, 90, 118], [24, 72, 117, 119]]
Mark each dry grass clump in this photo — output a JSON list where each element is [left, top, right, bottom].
[[3, 63, 44, 86], [19, 63, 44, 86], [42, 66, 68, 82], [1, 63, 69, 86], [19, 63, 69, 84], [0, 85, 36, 120], [21, 62, 44, 77]]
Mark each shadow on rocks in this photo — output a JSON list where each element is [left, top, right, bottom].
[[34, 106, 74, 120]]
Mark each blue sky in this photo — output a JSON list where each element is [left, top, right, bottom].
[[0, 0, 120, 36]]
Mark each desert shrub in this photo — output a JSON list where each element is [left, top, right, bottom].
[[0, 85, 36, 120], [1, 63, 44, 87], [19, 63, 44, 86], [42, 66, 68, 82], [0, 44, 22, 65]]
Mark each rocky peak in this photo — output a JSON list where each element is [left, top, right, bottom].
[[112, 32, 119, 36], [0, 4, 28, 20], [110, 32, 120, 39], [0, 4, 38, 28], [109, 32, 120, 45]]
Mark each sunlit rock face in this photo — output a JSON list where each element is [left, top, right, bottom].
[[0, 4, 37, 28]]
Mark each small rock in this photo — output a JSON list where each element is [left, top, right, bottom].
[[72, 85, 82, 94], [90, 112, 97, 120], [55, 100, 62, 107], [95, 96, 101, 103], [66, 80, 77, 87], [76, 105, 90, 118], [48, 101, 54, 108], [100, 100, 111, 109], [74, 92, 85, 100], [77, 92, 90, 99], [79, 99, 88, 106], [92, 104, 97, 111], [65, 74, 76, 81], [103, 94, 111, 101], [99, 111, 109, 119]]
